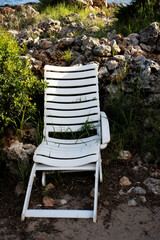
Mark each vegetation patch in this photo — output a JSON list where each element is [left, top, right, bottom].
[[113, 0, 160, 36], [0, 28, 45, 136]]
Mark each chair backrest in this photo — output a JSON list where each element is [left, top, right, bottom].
[[44, 64, 101, 142]]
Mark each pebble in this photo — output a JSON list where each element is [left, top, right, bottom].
[[45, 183, 54, 191], [60, 199, 67, 205], [117, 150, 132, 163], [138, 160, 143, 167], [132, 166, 139, 171], [140, 196, 147, 203], [103, 200, 110, 206], [127, 187, 134, 194], [128, 199, 137, 207], [150, 171, 160, 178], [119, 176, 132, 187], [142, 166, 148, 171], [133, 187, 146, 195], [90, 188, 100, 198], [119, 189, 126, 195], [15, 182, 25, 197], [43, 196, 55, 207], [143, 178, 160, 195]]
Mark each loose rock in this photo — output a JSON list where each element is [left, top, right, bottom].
[[43, 196, 55, 207], [45, 183, 55, 191], [140, 196, 147, 203], [133, 187, 146, 195], [119, 176, 132, 187], [117, 150, 132, 163], [143, 178, 160, 195], [90, 188, 100, 198], [128, 199, 137, 207], [60, 199, 67, 205]]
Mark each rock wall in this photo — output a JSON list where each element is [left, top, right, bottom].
[[10, 19, 160, 105], [0, 5, 160, 104]]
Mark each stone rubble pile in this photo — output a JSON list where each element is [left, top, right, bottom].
[[3, 140, 36, 178], [0, 6, 159, 105], [118, 151, 160, 206], [1, 6, 158, 104]]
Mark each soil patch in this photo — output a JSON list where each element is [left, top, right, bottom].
[[0, 159, 160, 240]]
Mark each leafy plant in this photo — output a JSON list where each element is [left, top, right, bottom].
[[37, 1, 80, 19], [104, 83, 160, 161], [17, 159, 33, 184], [113, 0, 160, 36], [60, 49, 74, 64], [0, 28, 45, 136]]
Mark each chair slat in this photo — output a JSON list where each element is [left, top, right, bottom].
[[46, 77, 97, 87], [25, 209, 94, 218], [45, 115, 99, 125], [35, 145, 98, 159], [45, 101, 99, 110], [46, 93, 98, 103], [45, 107, 99, 117], [45, 70, 97, 80], [34, 154, 98, 167], [45, 123, 99, 132], [45, 63, 97, 72], [45, 135, 100, 144], [45, 85, 97, 95]]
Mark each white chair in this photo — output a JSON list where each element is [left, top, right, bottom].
[[21, 63, 110, 222]]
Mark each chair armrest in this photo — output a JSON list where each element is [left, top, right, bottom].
[[100, 111, 110, 149]]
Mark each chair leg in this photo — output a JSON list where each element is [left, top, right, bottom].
[[21, 163, 37, 221], [93, 160, 99, 223], [99, 159, 103, 183], [42, 171, 46, 186]]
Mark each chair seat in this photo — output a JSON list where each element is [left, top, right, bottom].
[[34, 137, 101, 167]]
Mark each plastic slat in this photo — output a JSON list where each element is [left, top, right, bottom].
[[45, 123, 99, 132], [25, 209, 93, 218], [45, 85, 97, 95], [36, 163, 96, 171], [45, 70, 97, 79], [46, 93, 98, 103], [44, 135, 100, 144], [34, 143, 99, 158], [44, 63, 97, 72], [34, 154, 98, 167], [45, 107, 99, 117], [45, 101, 99, 110], [45, 115, 99, 125], [46, 77, 97, 87]]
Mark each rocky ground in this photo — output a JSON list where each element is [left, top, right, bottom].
[[0, 150, 160, 240]]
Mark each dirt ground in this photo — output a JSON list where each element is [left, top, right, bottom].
[[0, 155, 160, 240]]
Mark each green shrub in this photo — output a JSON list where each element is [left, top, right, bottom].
[[113, 0, 160, 36], [104, 87, 160, 161], [37, 1, 80, 20], [39, 0, 65, 7], [0, 29, 45, 135]]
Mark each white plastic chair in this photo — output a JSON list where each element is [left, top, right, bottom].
[[21, 63, 110, 222]]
